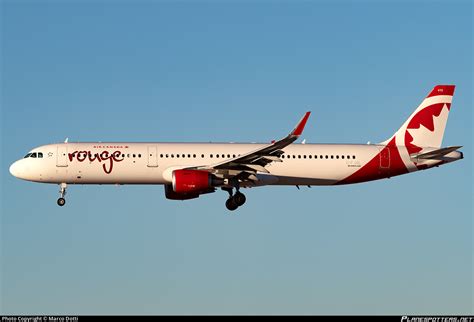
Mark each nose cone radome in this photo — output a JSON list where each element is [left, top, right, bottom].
[[9, 161, 22, 178]]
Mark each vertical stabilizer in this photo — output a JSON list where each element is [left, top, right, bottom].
[[380, 85, 455, 155]]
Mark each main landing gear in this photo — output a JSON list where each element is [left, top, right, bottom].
[[57, 183, 67, 207], [223, 187, 246, 211]]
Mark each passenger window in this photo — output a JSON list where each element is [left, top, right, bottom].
[[331, 155, 334, 159], [347, 155, 350, 159], [353, 155, 356, 159], [176, 154, 180, 158], [342, 155, 344, 159], [201, 154, 204, 158], [233, 154, 236, 158], [336, 155, 339, 159], [309, 155, 312, 159], [314, 155, 318, 159], [216, 154, 219, 158], [325, 155, 328, 159], [210, 154, 213, 158], [188, 154, 191, 158], [133, 154, 136, 158], [138, 154, 141, 158], [171, 154, 174, 158], [160, 154, 163, 158]]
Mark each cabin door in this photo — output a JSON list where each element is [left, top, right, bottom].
[[147, 146, 159, 167], [56, 145, 68, 167], [379, 147, 390, 169]]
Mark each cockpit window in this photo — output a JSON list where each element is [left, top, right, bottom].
[[23, 152, 44, 158]]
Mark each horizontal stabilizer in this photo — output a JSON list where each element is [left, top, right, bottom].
[[416, 146, 462, 160]]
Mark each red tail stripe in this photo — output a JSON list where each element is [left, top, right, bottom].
[[336, 138, 408, 185], [427, 85, 455, 98]]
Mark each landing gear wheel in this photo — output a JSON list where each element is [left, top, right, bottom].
[[57, 183, 67, 207], [225, 198, 238, 211], [233, 192, 246, 207]]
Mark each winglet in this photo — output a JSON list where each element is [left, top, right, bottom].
[[291, 112, 311, 136]]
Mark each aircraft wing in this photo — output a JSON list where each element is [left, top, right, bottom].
[[189, 112, 311, 182]]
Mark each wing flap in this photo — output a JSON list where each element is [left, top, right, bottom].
[[243, 164, 270, 173]]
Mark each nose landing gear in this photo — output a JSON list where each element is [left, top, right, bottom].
[[57, 183, 67, 207]]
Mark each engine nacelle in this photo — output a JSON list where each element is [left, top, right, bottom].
[[164, 184, 200, 200], [172, 169, 223, 194]]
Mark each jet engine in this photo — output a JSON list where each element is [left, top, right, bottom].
[[164, 184, 200, 200], [172, 169, 215, 193], [164, 169, 224, 200]]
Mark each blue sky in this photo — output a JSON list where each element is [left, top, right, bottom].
[[1, 0, 472, 315]]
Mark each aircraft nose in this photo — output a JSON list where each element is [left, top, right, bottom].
[[9, 161, 22, 178]]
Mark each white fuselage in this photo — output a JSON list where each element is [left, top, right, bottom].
[[9, 142, 461, 187], [7, 85, 463, 210]]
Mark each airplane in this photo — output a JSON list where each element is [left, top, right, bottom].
[[9, 85, 463, 211]]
